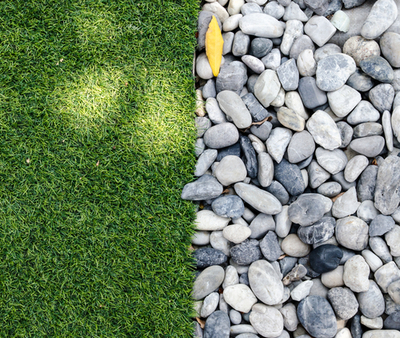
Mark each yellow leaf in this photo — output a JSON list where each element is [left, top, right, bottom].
[[205, 16, 224, 77]]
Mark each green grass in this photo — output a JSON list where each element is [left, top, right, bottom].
[[0, 0, 198, 336]]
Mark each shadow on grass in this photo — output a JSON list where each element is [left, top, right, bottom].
[[0, 0, 198, 336]]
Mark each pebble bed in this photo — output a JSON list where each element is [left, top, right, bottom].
[[183, 0, 400, 337]]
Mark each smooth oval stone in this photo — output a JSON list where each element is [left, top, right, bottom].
[[361, 0, 398, 40], [223, 224, 252, 244], [264, 1, 285, 19], [360, 56, 394, 83], [210, 231, 231, 256], [383, 111, 393, 151], [357, 280, 385, 318], [288, 193, 331, 226], [287, 131, 315, 164], [201, 292, 219, 318], [254, 69, 281, 108], [206, 97, 226, 124], [182, 175, 223, 201], [349, 136, 385, 158], [315, 147, 348, 175], [332, 186, 361, 219], [327, 85, 361, 118], [357, 200, 379, 223], [204, 311, 230, 338], [306, 110, 341, 150], [274, 159, 306, 196], [283, 2, 308, 22], [291, 280, 314, 301], [344, 155, 369, 183], [196, 52, 214, 80], [223, 284, 257, 313], [393, 106, 400, 143], [290, 35, 315, 60], [234, 182, 282, 215], [380, 32, 400, 68], [241, 2, 263, 15], [192, 231, 210, 246], [298, 77, 327, 109], [277, 58, 299, 91], [343, 36, 380, 67], [279, 303, 299, 332], [357, 165, 378, 202], [314, 43, 342, 63], [260, 231, 284, 262], [369, 84, 395, 113], [386, 225, 400, 257], [195, 149, 218, 177], [230, 239, 263, 265], [249, 213, 275, 239], [297, 296, 337, 338], [328, 287, 359, 320], [250, 37, 273, 58], [336, 216, 368, 251], [266, 181, 290, 205], [216, 61, 248, 94], [222, 31, 235, 55], [233, 31, 250, 56], [309, 244, 343, 274], [215, 155, 247, 186], [250, 303, 284, 338], [321, 265, 344, 289], [343, 255, 370, 293], [353, 123, 383, 138], [317, 182, 341, 197], [297, 49, 317, 77], [370, 236, 392, 264], [363, 330, 400, 338], [258, 152, 274, 187], [266, 127, 293, 163], [204, 122, 240, 149], [194, 247, 228, 269], [212, 195, 245, 218], [281, 234, 311, 257], [316, 53, 356, 92], [362, 249, 383, 272], [203, 2, 229, 23], [297, 217, 335, 245], [280, 20, 304, 56], [346, 68, 374, 92], [384, 311, 400, 330], [242, 55, 265, 74], [304, 15, 336, 47], [250, 121, 273, 141], [262, 48, 282, 71], [374, 155, 400, 215], [239, 13, 285, 38], [347, 100, 380, 125], [248, 260, 284, 305], [375, 262, 400, 293], [308, 160, 330, 189], [196, 209, 231, 231], [337, 121, 353, 148], [217, 91, 252, 129], [277, 107, 305, 132], [223, 13, 242, 31], [193, 265, 225, 300]]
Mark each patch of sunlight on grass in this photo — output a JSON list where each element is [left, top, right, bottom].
[[52, 67, 123, 135]]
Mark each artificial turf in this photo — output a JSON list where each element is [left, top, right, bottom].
[[0, 0, 198, 336]]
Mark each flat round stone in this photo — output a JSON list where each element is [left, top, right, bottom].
[[288, 193, 332, 226], [297, 296, 337, 338], [204, 122, 240, 149], [336, 216, 369, 251], [349, 136, 385, 158], [309, 244, 343, 274], [360, 56, 394, 83], [212, 195, 245, 218], [248, 259, 284, 305], [250, 303, 284, 338], [234, 182, 282, 215], [193, 265, 225, 300], [316, 53, 356, 92]]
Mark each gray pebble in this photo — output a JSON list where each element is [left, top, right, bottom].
[[317, 182, 341, 197], [353, 123, 383, 138], [274, 159, 306, 196], [349, 136, 385, 158], [337, 121, 354, 148], [370, 214, 395, 237], [360, 56, 394, 83], [204, 123, 240, 149], [182, 175, 223, 201], [346, 68, 374, 92]]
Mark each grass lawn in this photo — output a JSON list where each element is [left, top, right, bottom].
[[0, 0, 198, 336]]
